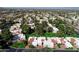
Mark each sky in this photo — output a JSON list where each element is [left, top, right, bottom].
[[0, 0, 79, 7]]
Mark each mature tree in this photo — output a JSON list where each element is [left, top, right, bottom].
[[42, 21, 48, 28], [47, 27, 53, 32], [21, 23, 29, 34], [1, 28, 12, 40], [48, 20, 53, 24], [35, 23, 44, 35]]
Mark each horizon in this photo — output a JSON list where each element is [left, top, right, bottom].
[[0, 7, 79, 10]]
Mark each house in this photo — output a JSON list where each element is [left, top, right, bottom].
[[28, 37, 38, 47], [18, 33, 26, 40], [27, 37, 79, 48], [10, 23, 26, 41]]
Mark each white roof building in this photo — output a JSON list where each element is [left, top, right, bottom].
[[10, 23, 22, 35], [74, 38, 79, 48], [46, 38, 54, 48], [37, 37, 46, 46], [18, 33, 26, 40], [64, 39, 73, 48], [28, 37, 38, 47]]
